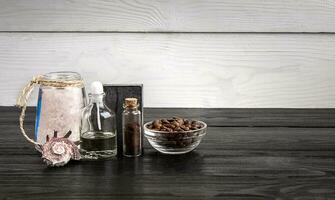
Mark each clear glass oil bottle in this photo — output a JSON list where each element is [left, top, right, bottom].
[[122, 98, 142, 157], [80, 81, 117, 159]]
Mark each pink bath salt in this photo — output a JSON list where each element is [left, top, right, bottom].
[[36, 87, 85, 144]]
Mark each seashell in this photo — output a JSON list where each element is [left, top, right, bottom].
[[41, 131, 80, 167]]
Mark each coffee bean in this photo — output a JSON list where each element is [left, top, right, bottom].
[[165, 124, 173, 128], [153, 119, 161, 127], [176, 118, 184, 126], [183, 127, 190, 131], [172, 121, 180, 127], [148, 117, 203, 133]]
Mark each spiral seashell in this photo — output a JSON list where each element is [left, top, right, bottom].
[[41, 131, 80, 167]]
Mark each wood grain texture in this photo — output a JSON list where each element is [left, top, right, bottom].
[[3, 107, 335, 128], [144, 108, 335, 128], [0, 107, 334, 199], [1, 33, 335, 108], [1, 0, 335, 32]]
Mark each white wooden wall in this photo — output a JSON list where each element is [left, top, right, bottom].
[[0, 0, 335, 108]]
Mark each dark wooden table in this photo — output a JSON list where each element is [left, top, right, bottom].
[[1, 107, 335, 199]]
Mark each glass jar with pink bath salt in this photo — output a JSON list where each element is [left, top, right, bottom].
[[35, 72, 87, 145]]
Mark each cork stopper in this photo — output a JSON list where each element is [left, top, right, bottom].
[[124, 98, 138, 108]]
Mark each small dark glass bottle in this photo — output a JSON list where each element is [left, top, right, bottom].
[[122, 98, 142, 157]]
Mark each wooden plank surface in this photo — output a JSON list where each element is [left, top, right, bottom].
[[1, 0, 335, 32], [144, 108, 335, 128], [1, 33, 335, 108], [0, 107, 334, 199], [3, 107, 335, 128]]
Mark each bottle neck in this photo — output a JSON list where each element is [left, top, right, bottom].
[[90, 93, 105, 106], [124, 106, 138, 111]]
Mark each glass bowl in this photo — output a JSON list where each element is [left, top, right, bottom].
[[144, 121, 207, 154]]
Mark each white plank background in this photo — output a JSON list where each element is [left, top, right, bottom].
[[0, 0, 335, 108], [0, 0, 335, 32], [1, 33, 335, 108]]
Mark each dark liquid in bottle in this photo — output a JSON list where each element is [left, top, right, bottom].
[[81, 131, 116, 152]]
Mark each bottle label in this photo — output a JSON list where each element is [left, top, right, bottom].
[[101, 111, 111, 119]]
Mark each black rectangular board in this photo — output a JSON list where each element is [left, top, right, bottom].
[[103, 84, 143, 157]]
